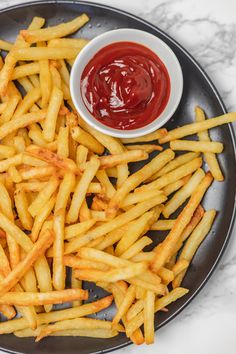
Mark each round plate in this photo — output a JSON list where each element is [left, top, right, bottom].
[[0, 1, 235, 354]]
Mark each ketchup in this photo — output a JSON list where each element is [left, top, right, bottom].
[[81, 41, 170, 130]]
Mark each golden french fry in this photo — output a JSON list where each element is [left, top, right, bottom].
[[12, 47, 82, 61], [15, 327, 119, 338], [57, 126, 69, 158], [112, 284, 136, 326], [126, 288, 189, 337], [98, 150, 148, 169], [65, 196, 167, 253], [0, 39, 13, 51], [144, 290, 155, 344], [126, 144, 163, 153], [195, 106, 224, 181], [53, 209, 66, 290], [66, 157, 100, 223], [28, 176, 59, 217], [12, 62, 40, 80], [64, 219, 96, 240], [14, 188, 33, 230], [21, 14, 89, 43], [0, 288, 88, 306], [71, 126, 104, 155], [151, 172, 213, 273], [151, 219, 176, 231], [0, 145, 16, 160], [64, 255, 109, 271], [120, 129, 167, 143], [96, 170, 116, 198], [121, 189, 163, 208], [159, 112, 236, 144], [48, 38, 89, 49], [172, 259, 189, 277], [0, 111, 46, 140], [0, 295, 113, 334], [172, 210, 216, 288], [162, 168, 205, 218], [26, 145, 79, 174], [136, 157, 202, 194], [120, 236, 152, 260], [43, 86, 63, 142], [8, 165, 22, 183], [147, 152, 199, 182], [107, 149, 174, 218], [170, 139, 223, 153], [162, 174, 191, 196], [0, 229, 54, 297], [0, 95, 20, 124]]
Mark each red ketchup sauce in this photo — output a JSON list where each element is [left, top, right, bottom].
[[81, 41, 170, 130]]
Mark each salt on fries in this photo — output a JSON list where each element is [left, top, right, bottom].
[[0, 14, 235, 347]]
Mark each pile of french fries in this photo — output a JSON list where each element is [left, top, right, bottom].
[[0, 14, 235, 346]]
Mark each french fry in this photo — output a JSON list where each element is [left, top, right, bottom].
[[48, 38, 89, 49], [115, 211, 156, 256], [50, 64, 62, 89], [172, 259, 189, 277], [195, 106, 224, 181], [107, 149, 174, 218], [76, 145, 88, 165], [28, 176, 59, 217], [159, 112, 236, 144], [163, 174, 191, 196], [12, 62, 40, 80], [112, 284, 136, 326], [0, 229, 54, 297], [78, 117, 129, 188], [80, 200, 92, 222], [57, 126, 69, 157], [172, 210, 216, 288], [0, 111, 46, 140], [0, 304, 16, 320], [71, 126, 105, 155], [120, 189, 163, 208], [0, 288, 88, 306], [0, 145, 16, 159], [8, 165, 22, 183], [120, 236, 153, 260], [55, 172, 75, 212], [12, 47, 82, 61], [126, 144, 163, 153], [96, 170, 116, 198], [43, 86, 63, 142], [36, 317, 122, 342], [20, 165, 55, 180], [66, 157, 100, 223], [64, 219, 96, 240], [65, 196, 167, 253], [120, 129, 167, 143], [157, 267, 174, 285], [162, 168, 205, 218], [147, 152, 199, 182], [0, 154, 23, 173], [64, 255, 109, 271], [126, 288, 189, 337], [0, 39, 13, 51], [144, 290, 155, 344], [53, 209, 66, 290], [21, 14, 89, 43], [98, 150, 148, 169], [14, 88, 41, 119], [15, 327, 119, 338], [151, 172, 213, 273], [87, 182, 103, 194], [136, 157, 202, 194], [151, 219, 176, 231], [14, 188, 33, 230], [170, 139, 223, 153], [0, 95, 20, 124], [26, 145, 79, 174], [0, 295, 113, 334]]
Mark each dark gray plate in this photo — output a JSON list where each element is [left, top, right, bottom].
[[0, 1, 235, 354]]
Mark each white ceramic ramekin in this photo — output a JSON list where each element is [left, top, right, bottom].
[[70, 28, 183, 138]]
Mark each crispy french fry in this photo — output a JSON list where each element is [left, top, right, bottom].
[[0, 295, 113, 334], [71, 126, 104, 155], [159, 112, 236, 144], [121, 189, 162, 208], [126, 144, 163, 153], [15, 327, 119, 338], [57, 126, 69, 157], [172, 210, 216, 288], [151, 172, 213, 273], [43, 86, 63, 142], [12, 47, 82, 61], [195, 106, 224, 181], [48, 38, 89, 49], [107, 149, 174, 218], [96, 170, 116, 198], [0, 145, 16, 160], [0, 39, 13, 51], [162, 168, 205, 218], [64, 219, 96, 240], [147, 152, 199, 182], [21, 14, 89, 43], [0, 111, 46, 140], [170, 139, 223, 153], [14, 188, 33, 230], [120, 236, 152, 260], [12, 62, 40, 80], [65, 196, 166, 253], [13, 87, 41, 118], [112, 284, 136, 326], [64, 255, 109, 271], [151, 219, 176, 231], [120, 129, 167, 143], [163, 174, 191, 196], [66, 157, 100, 223], [144, 290, 155, 344], [98, 150, 148, 169]]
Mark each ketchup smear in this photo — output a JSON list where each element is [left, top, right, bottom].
[[81, 41, 170, 130]]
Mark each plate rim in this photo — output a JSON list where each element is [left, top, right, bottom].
[[0, 1, 235, 354]]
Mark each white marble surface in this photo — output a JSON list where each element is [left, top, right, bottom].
[[0, 0, 236, 353]]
